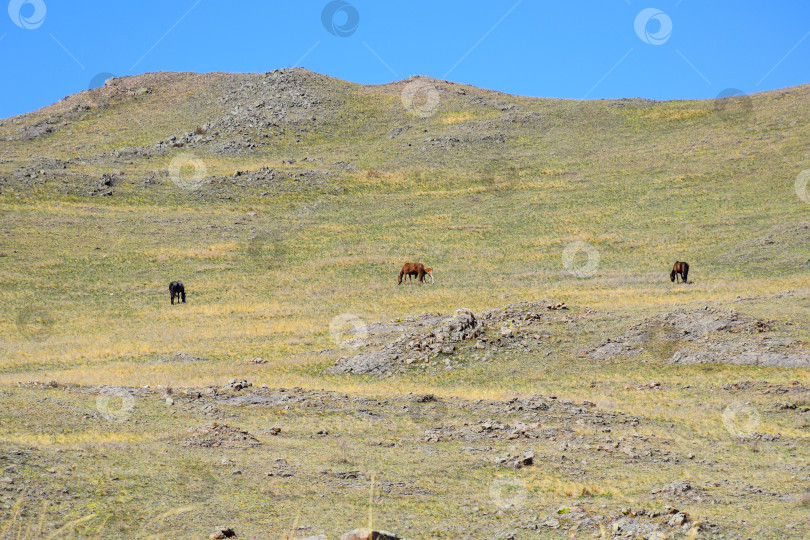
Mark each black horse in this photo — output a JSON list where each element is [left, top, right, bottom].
[[670, 261, 689, 283], [169, 281, 186, 304]]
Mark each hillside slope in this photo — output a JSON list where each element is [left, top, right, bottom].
[[0, 70, 808, 539]]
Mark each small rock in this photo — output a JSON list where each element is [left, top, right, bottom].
[[668, 512, 688, 526], [517, 451, 534, 468], [340, 530, 401, 540], [210, 527, 236, 539]]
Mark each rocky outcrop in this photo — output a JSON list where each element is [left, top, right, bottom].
[[589, 307, 809, 366], [327, 301, 571, 377]]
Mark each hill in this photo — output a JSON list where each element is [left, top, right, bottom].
[[0, 69, 808, 538]]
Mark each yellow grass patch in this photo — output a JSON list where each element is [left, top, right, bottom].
[[642, 108, 712, 121], [2, 431, 154, 448], [440, 111, 480, 124]]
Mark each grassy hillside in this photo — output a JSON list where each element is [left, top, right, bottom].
[[0, 69, 808, 538]]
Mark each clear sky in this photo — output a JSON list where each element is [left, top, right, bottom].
[[2, 1, 809, 118]]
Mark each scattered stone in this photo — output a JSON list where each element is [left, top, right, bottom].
[[496, 450, 535, 468], [224, 379, 252, 391], [589, 307, 808, 367], [339, 530, 400, 540], [210, 527, 236, 539], [183, 423, 260, 449]]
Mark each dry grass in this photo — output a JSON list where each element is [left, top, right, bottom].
[[0, 72, 808, 537]]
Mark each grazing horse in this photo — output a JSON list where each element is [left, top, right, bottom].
[[398, 263, 431, 285], [169, 281, 186, 304], [670, 261, 689, 283]]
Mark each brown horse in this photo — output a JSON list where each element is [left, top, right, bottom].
[[670, 261, 689, 283], [398, 263, 432, 284]]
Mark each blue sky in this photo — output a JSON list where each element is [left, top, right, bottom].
[[1, 1, 809, 118]]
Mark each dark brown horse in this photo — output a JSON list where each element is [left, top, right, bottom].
[[169, 281, 186, 304], [670, 261, 689, 283], [398, 263, 432, 285]]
